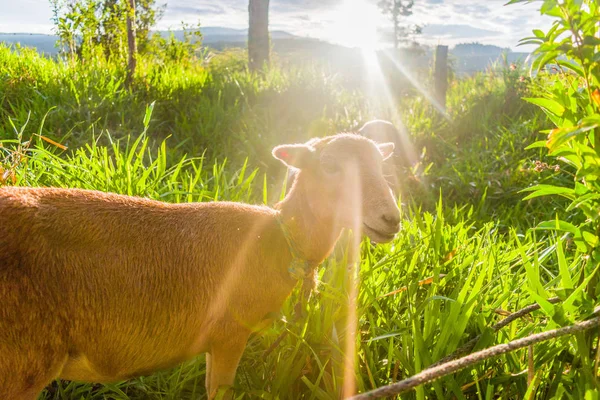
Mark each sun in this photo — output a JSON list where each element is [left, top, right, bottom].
[[326, 0, 381, 50]]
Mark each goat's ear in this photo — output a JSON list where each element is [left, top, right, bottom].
[[272, 144, 315, 169], [378, 142, 395, 160]]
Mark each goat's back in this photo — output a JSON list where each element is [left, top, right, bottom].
[[0, 186, 292, 382]]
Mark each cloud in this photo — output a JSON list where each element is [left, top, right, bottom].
[[450, 3, 491, 17], [272, 0, 341, 9], [0, 0, 54, 33], [159, 0, 247, 29], [405, 0, 552, 50], [423, 24, 500, 39], [0, 0, 554, 51], [167, 4, 227, 16]]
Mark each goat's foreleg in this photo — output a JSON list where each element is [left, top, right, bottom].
[[206, 330, 249, 400]]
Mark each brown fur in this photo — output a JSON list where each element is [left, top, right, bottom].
[[0, 133, 400, 399]]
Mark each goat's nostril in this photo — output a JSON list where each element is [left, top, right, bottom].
[[382, 213, 400, 228]]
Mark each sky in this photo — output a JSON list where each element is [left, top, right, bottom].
[[0, 0, 552, 51]]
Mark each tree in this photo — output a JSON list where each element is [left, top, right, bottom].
[[248, 0, 270, 72], [134, 0, 166, 53], [51, 0, 164, 61], [377, 0, 421, 48], [126, 0, 137, 86]]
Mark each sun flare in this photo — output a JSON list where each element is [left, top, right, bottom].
[[326, 0, 381, 50]]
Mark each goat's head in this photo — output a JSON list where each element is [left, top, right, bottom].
[[273, 134, 400, 243]]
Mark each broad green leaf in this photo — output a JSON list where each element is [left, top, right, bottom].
[[523, 97, 565, 117], [521, 184, 575, 200], [557, 59, 584, 77], [532, 50, 561, 74], [535, 220, 598, 252], [546, 124, 598, 152], [525, 140, 548, 149], [555, 235, 573, 289], [518, 39, 545, 47], [563, 263, 600, 310], [581, 231, 599, 249], [540, 1, 562, 17], [583, 36, 600, 46], [534, 219, 579, 234]]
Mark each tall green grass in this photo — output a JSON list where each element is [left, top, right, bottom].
[[1, 42, 595, 399], [0, 44, 366, 168], [2, 116, 593, 399]]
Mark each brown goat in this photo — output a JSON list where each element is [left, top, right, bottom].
[[0, 133, 400, 399]]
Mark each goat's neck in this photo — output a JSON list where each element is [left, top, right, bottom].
[[275, 180, 342, 265]]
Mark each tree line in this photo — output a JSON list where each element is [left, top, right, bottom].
[[50, 0, 418, 80]]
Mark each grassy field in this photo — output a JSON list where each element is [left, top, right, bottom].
[[1, 4, 599, 397]]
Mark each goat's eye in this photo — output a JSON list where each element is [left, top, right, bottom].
[[321, 161, 340, 175]]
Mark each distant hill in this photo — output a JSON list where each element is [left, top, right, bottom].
[[0, 33, 59, 55], [0, 27, 296, 55], [450, 43, 530, 74], [0, 29, 530, 76], [452, 43, 511, 56], [157, 27, 295, 45]]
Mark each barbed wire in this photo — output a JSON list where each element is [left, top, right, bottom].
[[430, 297, 561, 368], [348, 316, 600, 400]]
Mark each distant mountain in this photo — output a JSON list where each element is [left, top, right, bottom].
[[452, 43, 511, 57], [450, 43, 530, 74], [0, 27, 296, 55], [159, 27, 295, 45], [0, 30, 530, 76], [0, 33, 59, 55], [200, 27, 246, 36]]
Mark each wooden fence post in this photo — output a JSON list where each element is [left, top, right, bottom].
[[434, 45, 448, 111]]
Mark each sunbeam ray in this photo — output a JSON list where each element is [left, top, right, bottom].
[[380, 50, 451, 120], [342, 160, 361, 397], [358, 48, 423, 193]]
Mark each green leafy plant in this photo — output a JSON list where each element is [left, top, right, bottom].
[[50, 0, 169, 64], [513, 0, 600, 267], [507, 1, 600, 393]]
